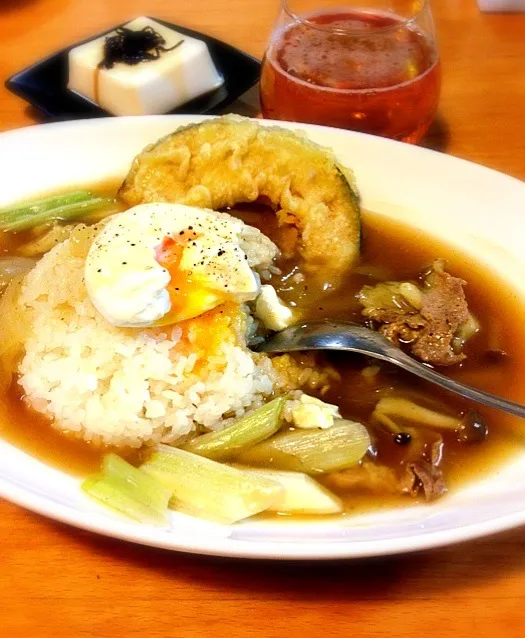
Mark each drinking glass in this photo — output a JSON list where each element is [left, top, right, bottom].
[[260, 0, 441, 143]]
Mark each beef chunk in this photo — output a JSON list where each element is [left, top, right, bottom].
[[400, 435, 447, 501], [401, 461, 447, 501], [411, 267, 469, 365], [359, 261, 470, 367]]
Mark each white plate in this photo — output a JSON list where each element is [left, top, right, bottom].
[[0, 115, 524, 560]]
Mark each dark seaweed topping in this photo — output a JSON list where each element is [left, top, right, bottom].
[[99, 26, 183, 69]]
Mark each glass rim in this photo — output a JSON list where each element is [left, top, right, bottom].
[[281, 1, 429, 35]]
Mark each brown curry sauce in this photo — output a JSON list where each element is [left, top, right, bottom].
[[0, 195, 524, 513]]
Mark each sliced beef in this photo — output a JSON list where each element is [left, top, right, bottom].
[[400, 434, 447, 501], [327, 434, 447, 502], [360, 262, 470, 367], [401, 460, 447, 501], [411, 267, 469, 365]]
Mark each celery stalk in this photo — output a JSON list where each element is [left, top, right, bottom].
[[240, 468, 343, 515], [82, 477, 168, 525], [142, 446, 283, 524], [0, 190, 93, 221], [183, 397, 285, 461], [237, 419, 371, 474], [102, 454, 172, 513], [82, 454, 171, 525], [2, 196, 116, 232]]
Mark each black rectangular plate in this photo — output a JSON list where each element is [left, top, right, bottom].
[[5, 17, 261, 119]]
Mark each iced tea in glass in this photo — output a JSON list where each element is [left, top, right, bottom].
[[260, 0, 440, 142]]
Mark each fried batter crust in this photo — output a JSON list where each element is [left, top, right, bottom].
[[119, 116, 361, 281]]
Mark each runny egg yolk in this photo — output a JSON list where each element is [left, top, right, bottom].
[[152, 233, 230, 326], [172, 300, 245, 369]]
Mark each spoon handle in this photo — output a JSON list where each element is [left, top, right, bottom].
[[382, 349, 525, 419], [257, 321, 525, 419]]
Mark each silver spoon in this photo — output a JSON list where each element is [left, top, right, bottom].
[[254, 320, 525, 419]]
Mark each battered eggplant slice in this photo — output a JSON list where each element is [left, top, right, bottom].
[[119, 116, 361, 281]]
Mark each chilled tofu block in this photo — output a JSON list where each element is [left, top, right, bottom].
[[67, 17, 224, 115]]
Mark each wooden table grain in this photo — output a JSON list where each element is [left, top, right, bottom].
[[1, 1, 525, 637]]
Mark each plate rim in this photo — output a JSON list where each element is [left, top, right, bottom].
[[3, 467, 525, 560], [0, 113, 522, 190]]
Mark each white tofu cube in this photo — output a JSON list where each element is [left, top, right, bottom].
[[285, 394, 341, 430], [255, 284, 295, 331], [67, 17, 224, 115]]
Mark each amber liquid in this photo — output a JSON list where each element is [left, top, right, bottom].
[[260, 10, 441, 142]]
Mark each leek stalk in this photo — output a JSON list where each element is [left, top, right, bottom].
[[237, 420, 371, 474], [183, 397, 285, 461], [143, 446, 283, 524]]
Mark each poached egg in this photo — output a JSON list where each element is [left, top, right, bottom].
[[85, 203, 263, 327]]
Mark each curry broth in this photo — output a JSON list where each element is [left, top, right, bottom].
[[235, 207, 525, 503], [0, 197, 524, 512]]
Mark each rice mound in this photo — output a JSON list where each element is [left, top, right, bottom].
[[16, 237, 277, 448]]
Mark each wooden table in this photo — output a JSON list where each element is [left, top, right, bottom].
[[1, 1, 525, 637]]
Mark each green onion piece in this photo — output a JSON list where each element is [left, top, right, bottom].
[[1, 196, 116, 232], [237, 419, 371, 475], [239, 468, 343, 515], [183, 397, 285, 461], [82, 454, 171, 525], [142, 446, 283, 524], [0, 191, 93, 223]]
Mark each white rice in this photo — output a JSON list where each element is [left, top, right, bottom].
[[16, 237, 277, 448]]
